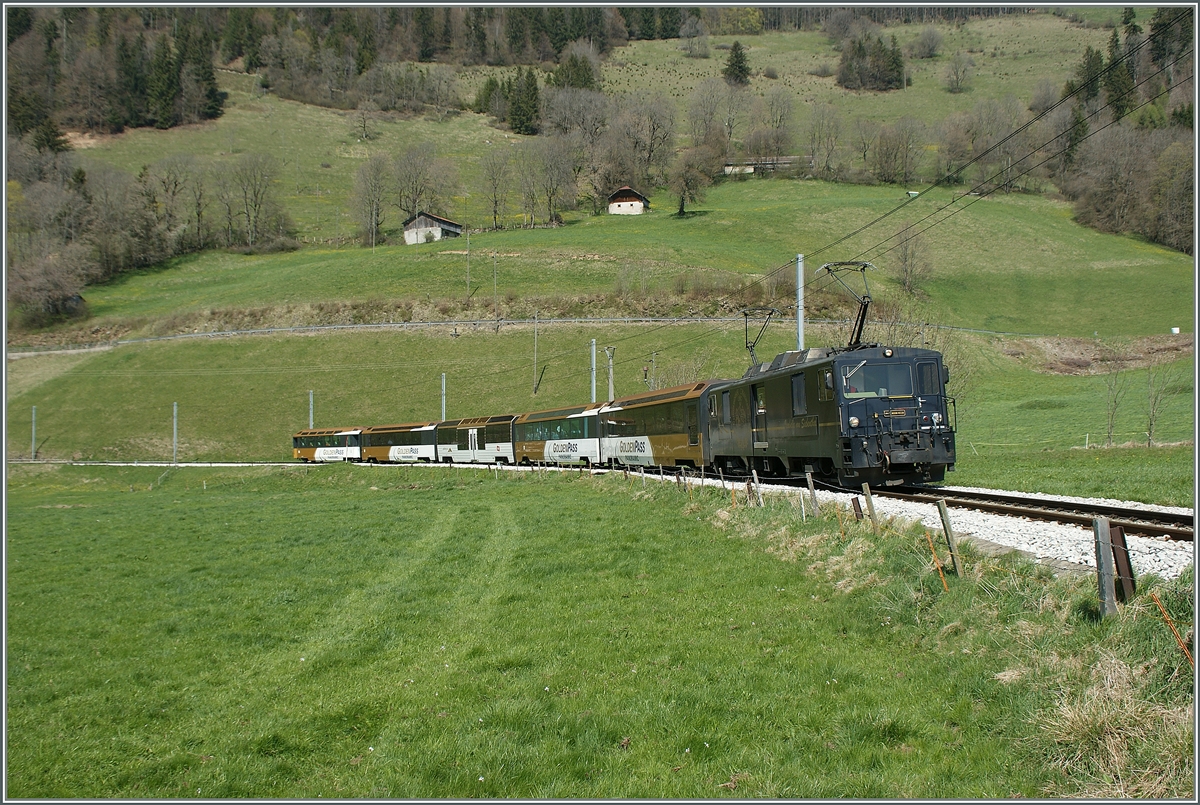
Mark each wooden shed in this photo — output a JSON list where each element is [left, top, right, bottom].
[[403, 212, 463, 245], [607, 186, 650, 215]]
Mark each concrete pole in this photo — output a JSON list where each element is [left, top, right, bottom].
[[31, 406, 36, 459], [796, 253, 804, 351], [466, 231, 470, 303], [173, 402, 178, 465], [590, 339, 597, 403], [441, 373, 447, 420], [309, 390, 314, 429], [605, 346, 616, 401], [533, 311, 538, 394]]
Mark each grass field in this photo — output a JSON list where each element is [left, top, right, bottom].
[[594, 13, 1113, 128], [6, 320, 1193, 505], [5, 462, 1192, 797]]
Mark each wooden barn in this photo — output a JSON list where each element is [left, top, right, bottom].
[[403, 212, 463, 245], [607, 186, 650, 215]]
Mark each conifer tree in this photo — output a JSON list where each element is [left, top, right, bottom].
[[147, 36, 179, 128], [1103, 31, 1136, 120], [547, 7, 568, 55], [508, 67, 540, 134], [723, 41, 750, 85]]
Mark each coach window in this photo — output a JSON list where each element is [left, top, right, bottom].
[[721, 391, 732, 424], [791, 373, 806, 416]]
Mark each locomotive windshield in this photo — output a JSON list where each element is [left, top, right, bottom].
[[841, 362, 914, 398]]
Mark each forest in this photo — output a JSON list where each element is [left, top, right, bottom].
[[5, 6, 1194, 325]]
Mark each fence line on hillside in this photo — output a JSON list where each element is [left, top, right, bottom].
[[7, 316, 1059, 358]]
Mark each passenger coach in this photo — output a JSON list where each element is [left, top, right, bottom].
[[600, 381, 727, 469], [361, 422, 438, 463], [513, 403, 604, 465], [292, 428, 363, 462]]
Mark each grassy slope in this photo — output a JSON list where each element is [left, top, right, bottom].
[[53, 179, 1194, 341], [8, 463, 1191, 797]]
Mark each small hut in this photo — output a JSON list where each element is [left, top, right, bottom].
[[403, 212, 463, 245], [607, 186, 650, 215]]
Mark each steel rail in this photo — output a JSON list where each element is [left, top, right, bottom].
[[878, 485, 1193, 541]]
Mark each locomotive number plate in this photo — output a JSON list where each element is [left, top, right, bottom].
[[883, 408, 909, 417]]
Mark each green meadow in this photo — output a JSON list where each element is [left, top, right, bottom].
[[5, 463, 1193, 797]]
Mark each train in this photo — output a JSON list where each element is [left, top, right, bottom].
[[292, 342, 957, 487]]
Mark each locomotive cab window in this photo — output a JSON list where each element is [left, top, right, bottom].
[[818, 369, 834, 401], [791, 373, 806, 416], [917, 362, 940, 395], [721, 391, 731, 425], [841, 362, 914, 399]]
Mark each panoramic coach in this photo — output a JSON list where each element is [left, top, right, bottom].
[[361, 422, 439, 463], [292, 427, 363, 462], [600, 381, 726, 469], [513, 403, 605, 465]]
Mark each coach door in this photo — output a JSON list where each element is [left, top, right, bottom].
[[752, 384, 767, 449], [468, 429, 480, 461]]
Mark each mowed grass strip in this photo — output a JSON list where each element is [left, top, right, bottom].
[[7, 463, 1069, 798]]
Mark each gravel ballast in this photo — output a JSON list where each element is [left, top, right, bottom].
[[807, 484, 1194, 581]]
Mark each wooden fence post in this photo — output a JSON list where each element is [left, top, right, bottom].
[[1093, 518, 1118, 618], [860, 482, 879, 535], [936, 500, 962, 577], [805, 472, 820, 516], [1109, 525, 1136, 603]]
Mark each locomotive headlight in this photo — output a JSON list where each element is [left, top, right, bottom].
[[849, 416, 861, 428], [931, 412, 943, 425], [883, 348, 893, 357]]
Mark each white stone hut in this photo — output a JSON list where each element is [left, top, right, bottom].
[[607, 186, 650, 215], [403, 212, 463, 245]]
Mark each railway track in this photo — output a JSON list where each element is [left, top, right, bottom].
[[871, 485, 1194, 541]]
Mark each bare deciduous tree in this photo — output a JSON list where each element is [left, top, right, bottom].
[[669, 145, 720, 215], [612, 92, 676, 183], [1103, 366, 1129, 447], [353, 99, 380, 141], [679, 15, 709, 58], [807, 103, 842, 176], [893, 221, 931, 294], [852, 116, 878, 167], [231, 153, 279, 246], [945, 51, 974, 94], [536, 135, 576, 223], [912, 27, 943, 59], [352, 153, 391, 248], [514, 142, 541, 227], [687, 79, 723, 148], [721, 82, 750, 146], [1145, 357, 1181, 446], [393, 141, 453, 219], [479, 147, 511, 230]]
